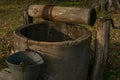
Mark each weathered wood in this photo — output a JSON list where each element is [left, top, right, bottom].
[[28, 5, 96, 26], [91, 18, 110, 80], [98, 0, 120, 11], [23, 10, 33, 24], [99, 0, 108, 10], [0, 68, 14, 80]]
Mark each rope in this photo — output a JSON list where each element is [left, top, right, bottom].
[[42, 5, 54, 21]]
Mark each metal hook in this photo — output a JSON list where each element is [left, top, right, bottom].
[[97, 17, 120, 29], [109, 19, 120, 29]]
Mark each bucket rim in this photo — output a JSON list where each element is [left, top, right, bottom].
[[14, 21, 92, 47], [6, 51, 44, 68]]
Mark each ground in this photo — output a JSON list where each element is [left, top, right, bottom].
[[0, 0, 120, 80]]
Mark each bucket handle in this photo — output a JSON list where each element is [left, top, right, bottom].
[[25, 48, 45, 60], [25, 48, 44, 55]]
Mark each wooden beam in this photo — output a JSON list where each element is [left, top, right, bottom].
[[91, 18, 111, 80], [28, 5, 96, 26]]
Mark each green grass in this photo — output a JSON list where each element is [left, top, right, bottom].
[[0, 57, 6, 70], [0, 0, 120, 80]]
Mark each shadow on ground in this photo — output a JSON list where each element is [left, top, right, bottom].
[[105, 42, 120, 80]]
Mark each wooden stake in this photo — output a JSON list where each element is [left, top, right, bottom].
[[23, 10, 33, 24], [91, 18, 111, 80]]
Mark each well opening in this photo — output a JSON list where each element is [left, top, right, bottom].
[[18, 21, 89, 42]]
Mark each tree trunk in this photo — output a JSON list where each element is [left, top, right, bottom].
[[99, 0, 120, 11], [99, 0, 108, 10], [109, 0, 120, 10]]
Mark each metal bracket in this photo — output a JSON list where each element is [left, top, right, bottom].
[[109, 19, 120, 29], [97, 17, 120, 29]]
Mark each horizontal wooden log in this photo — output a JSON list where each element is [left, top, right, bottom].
[[0, 68, 14, 80], [28, 5, 96, 26]]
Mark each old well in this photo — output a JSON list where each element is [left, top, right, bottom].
[[14, 21, 91, 80]]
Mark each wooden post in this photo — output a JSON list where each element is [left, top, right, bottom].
[[0, 68, 14, 80], [91, 18, 111, 80], [99, 0, 108, 10], [23, 10, 33, 24]]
